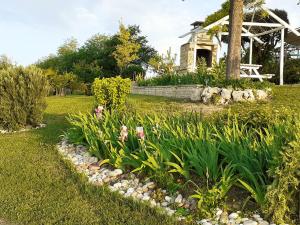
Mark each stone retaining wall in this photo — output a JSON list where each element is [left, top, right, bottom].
[[132, 85, 202, 99], [132, 85, 270, 105]]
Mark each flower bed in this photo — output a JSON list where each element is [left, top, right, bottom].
[[62, 107, 299, 224], [57, 139, 277, 225]]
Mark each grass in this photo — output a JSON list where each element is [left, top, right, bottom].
[[0, 85, 299, 224], [128, 94, 222, 115], [228, 85, 300, 114], [0, 96, 179, 225]]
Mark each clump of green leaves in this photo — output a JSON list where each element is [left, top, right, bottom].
[[264, 121, 300, 225], [191, 166, 236, 217], [92, 76, 131, 111], [0, 65, 49, 130]]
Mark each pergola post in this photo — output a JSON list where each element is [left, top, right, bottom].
[[216, 33, 222, 64], [249, 37, 253, 74], [280, 28, 285, 85]]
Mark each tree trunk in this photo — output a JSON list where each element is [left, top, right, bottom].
[[226, 0, 244, 80]]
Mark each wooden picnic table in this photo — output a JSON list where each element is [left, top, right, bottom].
[[240, 64, 274, 82]]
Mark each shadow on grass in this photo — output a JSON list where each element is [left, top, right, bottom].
[[32, 112, 71, 145]]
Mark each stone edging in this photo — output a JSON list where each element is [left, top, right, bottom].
[[57, 139, 278, 225]]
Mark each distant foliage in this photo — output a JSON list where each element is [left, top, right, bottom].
[[148, 48, 177, 75], [45, 69, 86, 96], [0, 66, 49, 130], [37, 25, 156, 82], [92, 76, 131, 111], [283, 59, 300, 84]]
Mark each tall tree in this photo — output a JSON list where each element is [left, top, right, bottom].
[[226, 0, 244, 79], [113, 23, 141, 75]]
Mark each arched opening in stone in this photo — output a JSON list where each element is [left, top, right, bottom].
[[196, 49, 212, 67]]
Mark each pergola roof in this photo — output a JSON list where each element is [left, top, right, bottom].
[[179, 2, 300, 42], [179, 1, 300, 85]]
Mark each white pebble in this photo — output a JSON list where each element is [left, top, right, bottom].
[[175, 194, 183, 203], [229, 212, 239, 220]]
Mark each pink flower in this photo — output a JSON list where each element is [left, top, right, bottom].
[[95, 106, 104, 119], [119, 125, 128, 143], [136, 127, 145, 140]]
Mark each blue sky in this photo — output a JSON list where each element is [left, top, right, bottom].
[[1, 0, 299, 66]]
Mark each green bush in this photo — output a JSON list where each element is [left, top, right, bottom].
[[92, 76, 131, 111], [0, 66, 49, 130]]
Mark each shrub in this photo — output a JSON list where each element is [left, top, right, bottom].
[[0, 66, 49, 130], [137, 72, 274, 90], [264, 120, 300, 225], [92, 76, 131, 111]]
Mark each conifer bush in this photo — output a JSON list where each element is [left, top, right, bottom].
[[92, 76, 131, 111], [0, 66, 49, 131]]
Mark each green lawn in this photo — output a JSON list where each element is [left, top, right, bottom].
[[0, 86, 299, 225], [0, 96, 179, 225]]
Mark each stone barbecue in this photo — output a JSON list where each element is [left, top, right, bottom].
[[179, 21, 218, 73]]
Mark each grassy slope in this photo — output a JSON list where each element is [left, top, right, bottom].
[[0, 96, 177, 225], [0, 86, 299, 224], [228, 85, 300, 113]]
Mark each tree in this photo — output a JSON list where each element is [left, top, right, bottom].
[[37, 24, 154, 81], [113, 23, 141, 75], [0, 55, 13, 70], [57, 37, 78, 56], [226, 0, 244, 80], [127, 25, 157, 66], [45, 69, 79, 96]]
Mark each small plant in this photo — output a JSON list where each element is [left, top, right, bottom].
[[190, 166, 236, 217], [92, 76, 131, 111], [196, 57, 208, 76]]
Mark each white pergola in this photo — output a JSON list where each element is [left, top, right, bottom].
[[180, 2, 300, 85]]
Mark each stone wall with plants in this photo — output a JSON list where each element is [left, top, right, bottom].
[[0, 65, 49, 131], [60, 76, 299, 224]]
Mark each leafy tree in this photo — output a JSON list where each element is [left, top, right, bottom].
[[127, 25, 157, 66], [37, 24, 155, 82], [113, 23, 141, 75], [57, 37, 78, 56], [45, 69, 79, 96], [76, 34, 118, 80], [0, 55, 13, 70]]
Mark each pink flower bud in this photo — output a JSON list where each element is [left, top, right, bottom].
[[136, 127, 145, 140], [119, 125, 128, 142]]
